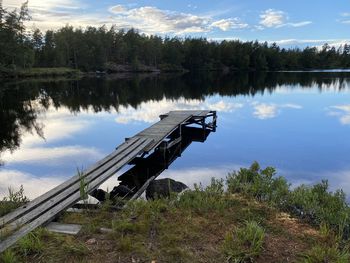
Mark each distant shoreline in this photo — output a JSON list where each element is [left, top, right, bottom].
[[2, 66, 350, 80]]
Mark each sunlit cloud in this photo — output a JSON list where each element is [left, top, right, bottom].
[[327, 105, 350, 125], [115, 97, 243, 124], [259, 9, 311, 29], [108, 5, 249, 34], [210, 18, 248, 31], [260, 9, 286, 28], [5, 1, 251, 34], [252, 102, 302, 119]]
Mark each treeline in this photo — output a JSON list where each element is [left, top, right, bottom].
[[1, 2, 350, 73]]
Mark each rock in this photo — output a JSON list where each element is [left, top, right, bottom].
[[146, 178, 188, 200], [90, 185, 133, 202], [110, 184, 133, 199], [85, 238, 97, 245], [90, 189, 107, 202]]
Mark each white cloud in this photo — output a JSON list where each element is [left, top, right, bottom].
[[260, 9, 286, 28], [328, 105, 350, 125], [259, 9, 311, 29], [108, 5, 127, 14], [158, 165, 236, 188], [0, 169, 65, 199], [2, 145, 103, 165], [107, 5, 250, 34], [115, 97, 243, 124], [253, 102, 302, 120], [287, 21, 312, 27], [211, 18, 248, 31]]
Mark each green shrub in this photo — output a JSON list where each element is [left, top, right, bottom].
[[289, 180, 350, 236], [227, 162, 350, 239], [226, 162, 290, 208], [0, 185, 29, 216], [223, 220, 265, 263]]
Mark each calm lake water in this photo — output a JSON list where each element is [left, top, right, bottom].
[[1, 72, 350, 199]]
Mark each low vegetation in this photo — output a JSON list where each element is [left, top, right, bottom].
[[1, 162, 350, 262]]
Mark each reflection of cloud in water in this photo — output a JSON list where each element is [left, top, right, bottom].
[[252, 102, 302, 119], [274, 82, 350, 94], [0, 169, 65, 199], [2, 107, 103, 166], [328, 105, 350, 125], [2, 145, 103, 165], [115, 97, 243, 124], [157, 165, 238, 188]]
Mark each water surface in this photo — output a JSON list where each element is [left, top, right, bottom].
[[1, 72, 349, 199]]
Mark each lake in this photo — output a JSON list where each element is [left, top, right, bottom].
[[1, 71, 350, 199]]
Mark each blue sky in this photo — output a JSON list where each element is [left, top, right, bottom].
[[4, 0, 350, 48]]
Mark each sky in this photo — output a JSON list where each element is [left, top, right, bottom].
[[3, 0, 350, 48]]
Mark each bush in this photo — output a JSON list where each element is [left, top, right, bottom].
[[0, 185, 29, 216], [289, 180, 350, 237], [226, 162, 350, 240], [223, 220, 265, 262], [226, 162, 290, 208]]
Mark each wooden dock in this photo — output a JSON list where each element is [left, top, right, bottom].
[[0, 110, 216, 253]]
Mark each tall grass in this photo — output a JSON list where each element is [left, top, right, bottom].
[[77, 168, 88, 204], [223, 220, 265, 263]]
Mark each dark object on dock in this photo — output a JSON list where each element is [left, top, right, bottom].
[[146, 178, 188, 200], [0, 110, 217, 253]]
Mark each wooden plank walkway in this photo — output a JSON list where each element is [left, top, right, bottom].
[[0, 110, 216, 253]]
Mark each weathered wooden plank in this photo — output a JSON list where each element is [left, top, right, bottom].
[[3, 138, 151, 231], [0, 138, 154, 253], [0, 137, 142, 228]]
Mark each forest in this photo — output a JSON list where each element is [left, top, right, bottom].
[[1, 1, 350, 73]]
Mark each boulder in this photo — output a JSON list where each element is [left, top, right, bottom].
[[146, 178, 188, 200], [90, 185, 133, 202]]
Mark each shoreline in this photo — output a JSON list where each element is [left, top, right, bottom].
[[2, 67, 350, 80]]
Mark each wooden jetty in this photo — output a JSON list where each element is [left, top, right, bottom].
[[0, 110, 217, 253]]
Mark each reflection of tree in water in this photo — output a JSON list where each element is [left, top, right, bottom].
[[0, 86, 45, 165], [1, 71, 350, 163]]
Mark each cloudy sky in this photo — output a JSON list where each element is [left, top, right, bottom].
[[3, 0, 350, 47]]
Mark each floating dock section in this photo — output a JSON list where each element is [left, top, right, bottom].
[[0, 110, 217, 253]]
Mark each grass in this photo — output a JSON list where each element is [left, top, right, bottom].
[[77, 168, 89, 204], [223, 220, 265, 263], [1, 162, 350, 262], [0, 250, 17, 263]]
